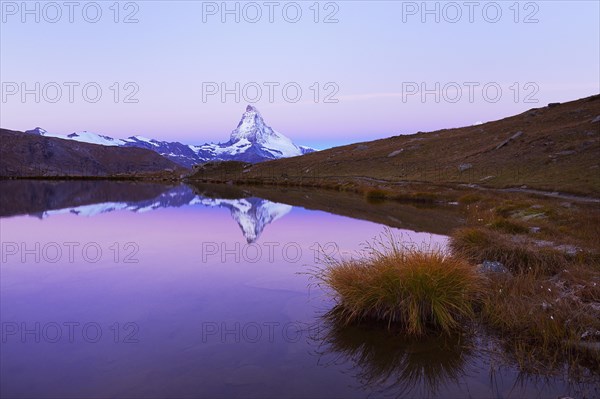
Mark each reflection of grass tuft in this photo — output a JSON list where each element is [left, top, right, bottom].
[[313, 310, 472, 398]]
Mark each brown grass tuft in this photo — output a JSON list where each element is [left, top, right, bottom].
[[311, 233, 482, 336], [364, 188, 389, 203], [449, 227, 569, 275], [488, 217, 530, 234], [480, 270, 600, 368]]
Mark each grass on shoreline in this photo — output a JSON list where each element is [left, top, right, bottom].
[[193, 177, 600, 371], [449, 227, 571, 275], [311, 233, 482, 336], [312, 228, 600, 371]]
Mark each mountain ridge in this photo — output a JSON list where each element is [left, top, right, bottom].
[[25, 105, 315, 168], [0, 128, 184, 178]]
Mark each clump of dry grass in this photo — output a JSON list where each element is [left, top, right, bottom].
[[311, 233, 482, 336], [449, 227, 569, 275], [479, 269, 600, 369], [488, 217, 530, 234], [482, 273, 569, 346], [392, 192, 442, 204], [458, 193, 482, 204], [364, 188, 389, 203], [308, 225, 600, 374]]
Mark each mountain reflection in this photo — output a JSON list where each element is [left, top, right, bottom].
[[196, 197, 291, 243], [0, 180, 291, 243]]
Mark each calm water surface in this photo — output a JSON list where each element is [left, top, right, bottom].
[[0, 181, 596, 398]]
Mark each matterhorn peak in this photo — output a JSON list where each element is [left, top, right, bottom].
[[221, 105, 315, 161], [230, 105, 271, 143]]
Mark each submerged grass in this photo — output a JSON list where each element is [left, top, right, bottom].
[[311, 232, 482, 336]]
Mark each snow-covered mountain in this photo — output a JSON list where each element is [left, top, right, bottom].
[[40, 185, 291, 242], [26, 127, 122, 146], [191, 105, 314, 163], [26, 106, 314, 168]]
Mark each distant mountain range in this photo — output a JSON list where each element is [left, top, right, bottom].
[[25, 105, 315, 168]]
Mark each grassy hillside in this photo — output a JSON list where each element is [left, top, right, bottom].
[[190, 95, 600, 196]]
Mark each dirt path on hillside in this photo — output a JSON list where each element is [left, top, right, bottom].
[[491, 187, 600, 203], [350, 176, 600, 203]]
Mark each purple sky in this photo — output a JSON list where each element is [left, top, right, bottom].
[[1, 1, 598, 149]]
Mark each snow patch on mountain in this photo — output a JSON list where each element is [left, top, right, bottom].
[[125, 136, 160, 147], [25, 127, 48, 135], [67, 132, 125, 146], [27, 128, 126, 146]]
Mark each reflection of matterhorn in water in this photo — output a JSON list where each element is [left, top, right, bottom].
[[39, 185, 291, 242], [193, 197, 291, 243]]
